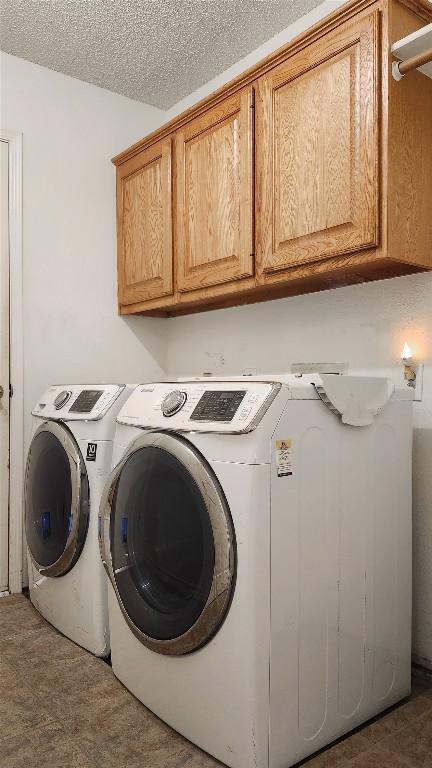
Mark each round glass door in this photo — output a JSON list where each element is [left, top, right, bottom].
[[103, 432, 236, 656], [25, 422, 90, 577]]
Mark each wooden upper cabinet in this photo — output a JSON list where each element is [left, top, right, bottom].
[[256, 11, 380, 277], [175, 88, 254, 292], [113, 1, 432, 316], [117, 139, 173, 306]]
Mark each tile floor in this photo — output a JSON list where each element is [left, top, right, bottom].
[[0, 594, 431, 768]]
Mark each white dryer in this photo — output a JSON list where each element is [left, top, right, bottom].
[[100, 375, 413, 768], [25, 383, 135, 656]]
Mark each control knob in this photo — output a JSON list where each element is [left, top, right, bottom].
[[54, 390, 72, 410], [161, 390, 187, 417]]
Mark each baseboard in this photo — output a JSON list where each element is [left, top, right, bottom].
[[413, 655, 432, 675]]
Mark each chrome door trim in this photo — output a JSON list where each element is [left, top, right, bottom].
[[25, 421, 90, 577], [100, 431, 236, 656]]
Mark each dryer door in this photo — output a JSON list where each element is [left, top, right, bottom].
[[25, 422, 90, 577], [101, 432, 236, 656]]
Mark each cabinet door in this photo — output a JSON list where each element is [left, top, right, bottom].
[[257, 11, 379, 277], [117, 139, 173, 306], [176, 88, 254, 292]]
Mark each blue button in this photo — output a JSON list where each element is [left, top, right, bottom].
[[41, 511, 51, 540]]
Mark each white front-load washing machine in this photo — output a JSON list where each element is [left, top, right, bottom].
[[100, 375, 413, 768], [25, 383, 135, 656]]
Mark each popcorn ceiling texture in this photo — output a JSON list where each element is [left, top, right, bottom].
[[0, 0, 323, 109]]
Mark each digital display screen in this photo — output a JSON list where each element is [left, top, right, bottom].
[[190, 390, 246, 422], [69, 390, 103, 414]]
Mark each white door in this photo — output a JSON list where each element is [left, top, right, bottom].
[[0, 140, 10, 592]]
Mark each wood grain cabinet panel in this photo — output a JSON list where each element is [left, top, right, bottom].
[[175, 88, 254, 292], [256, 11, 380, 277], [117, 139, 173, 306]]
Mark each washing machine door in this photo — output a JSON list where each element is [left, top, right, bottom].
[[25, 422, 90, 577], [101, 431, 236, 656]]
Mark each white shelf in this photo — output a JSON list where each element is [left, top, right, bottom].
[[392, 23, 432, 79]]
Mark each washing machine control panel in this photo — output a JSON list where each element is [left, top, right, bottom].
[[118, 381, 280, 433], [32, 384, 124, 421], [190, 390, 246, 422]]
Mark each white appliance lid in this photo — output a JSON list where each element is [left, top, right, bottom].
[[118, 374, 410, 432], [177, 374, 411, 426]]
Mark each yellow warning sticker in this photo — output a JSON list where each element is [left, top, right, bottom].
[[275, 439, 293, 477]]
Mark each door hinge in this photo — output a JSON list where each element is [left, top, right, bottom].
[[9, 383, 13, 398]]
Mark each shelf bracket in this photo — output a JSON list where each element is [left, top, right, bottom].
[[392, 46, 432, 80]]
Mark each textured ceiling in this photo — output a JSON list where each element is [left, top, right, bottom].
[[0, 0, 323, 109]]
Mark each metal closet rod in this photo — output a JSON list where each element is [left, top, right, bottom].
[[393, 47, 432, 79]]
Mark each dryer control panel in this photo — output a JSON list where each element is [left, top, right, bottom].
[[117, 381, 281, 433], [33, 384, 124, 421]]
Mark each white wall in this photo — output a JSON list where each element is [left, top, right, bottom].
[[164, 1, 432, 667], [0, 52, 167, 450], [2, 0, 431, 665]]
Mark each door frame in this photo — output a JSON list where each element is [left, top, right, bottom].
[[1, 130, 23, 594]]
